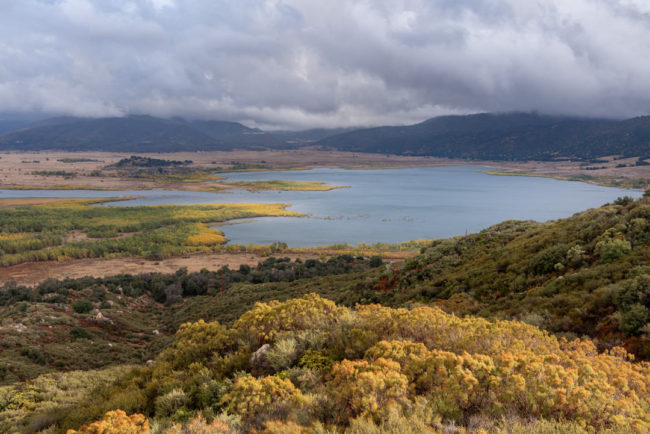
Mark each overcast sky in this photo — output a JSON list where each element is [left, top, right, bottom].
[[1, 0, 649, 129]]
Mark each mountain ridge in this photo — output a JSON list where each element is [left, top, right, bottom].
[[1, 112, 649, 159], [315, 112, 650, 160], [0, 115, 284, 152]]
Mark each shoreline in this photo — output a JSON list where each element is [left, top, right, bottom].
[[1, 150, 648, 192]]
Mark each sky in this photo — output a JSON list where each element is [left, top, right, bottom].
[[1, 0, 650, 130]]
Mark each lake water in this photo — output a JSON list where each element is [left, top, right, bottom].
[[0, 166, 641, 247]]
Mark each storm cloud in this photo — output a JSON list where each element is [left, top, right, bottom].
[[1, 0, 649, 129]]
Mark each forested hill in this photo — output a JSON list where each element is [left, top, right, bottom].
[[0, 115, 284, 152], [2, 112, 650, 158], [315, 112, 650, 160]]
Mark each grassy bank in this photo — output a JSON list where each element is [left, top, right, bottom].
[[0, 199, 301, 266]]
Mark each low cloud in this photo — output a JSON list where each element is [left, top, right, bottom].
[[0, 0, 649, 129]]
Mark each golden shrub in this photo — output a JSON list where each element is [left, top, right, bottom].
[[221, 375, 307, 421], [328, 358, 410, 420], [66, 409, 149, 434], [233, 293, 347, 345]]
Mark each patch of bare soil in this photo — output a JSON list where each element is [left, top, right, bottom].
[[0, 252, 323, 286], [0, 248, 415, 286]]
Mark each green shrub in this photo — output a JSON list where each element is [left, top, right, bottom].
[[530, 245, 568, 275], [298, 350, 334, 372], [266, 338, 298, 372], [619, 304, 649, 336], [614, 196, 635, 206], [20, 348, 46, 364], [599, 239, 632, 263], [72, 300, 93, 314], [155, 388, 189, 417], [69, 328, 93, 340], [369, 256, 384, 268]]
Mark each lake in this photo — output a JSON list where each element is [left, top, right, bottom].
[[0, 166, 641, 247]]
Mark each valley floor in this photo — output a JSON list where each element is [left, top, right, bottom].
[[1, 149, 648, 191]]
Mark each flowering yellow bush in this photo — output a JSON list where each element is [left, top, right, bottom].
[[163, 415, 232, 433], [233, 293, 347, 345], [363, 339, 650, 431], [62, 295, 650, 433], [354, 304, 563, 357], [221, 375, 307, 422], [328, 358, 409, 420], [67, 409, 149, 434], [162, 319, 232, 369]]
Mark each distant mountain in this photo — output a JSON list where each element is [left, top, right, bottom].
[[270, 127, 360, 145], [2, 112, 650, 159], [315, 113, 650, 160], [0, 115, 284, 152], [0, 113, 49, 135]]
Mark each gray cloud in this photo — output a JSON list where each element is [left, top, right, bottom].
[[0, 0, 649, 129]]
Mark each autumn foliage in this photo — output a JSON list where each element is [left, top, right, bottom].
[[63, 294, 650, 433], [67, 409, 149, 434]]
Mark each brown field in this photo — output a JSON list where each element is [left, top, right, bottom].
[[0, 149, 449, 191], [1, 149, 648, 192], [0, 250, 412, 286], [478, 156, 650, 182]]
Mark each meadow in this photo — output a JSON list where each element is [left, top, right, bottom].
[[0, 199, 301, 266]]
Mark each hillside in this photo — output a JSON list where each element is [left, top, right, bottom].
[[2, 196, 650, 431], [0, 115, 284, 152], [315, 112, 650, 160], [4, 294, 650, 433]]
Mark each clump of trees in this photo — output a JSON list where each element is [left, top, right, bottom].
[[109, 156, 192, 168], [0, 255, 378, 308]]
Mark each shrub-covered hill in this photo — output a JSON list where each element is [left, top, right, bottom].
[[3, 193, 650, 389], [7, 294, 649, 433], [353, 194, 650, 359], [315, 112, 650, 160], [0, 256, 383, 384]]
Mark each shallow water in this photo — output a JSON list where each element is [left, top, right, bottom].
[[0, 166, 641, 247]]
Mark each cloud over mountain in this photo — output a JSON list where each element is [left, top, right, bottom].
[[1, 0, 650, 129]]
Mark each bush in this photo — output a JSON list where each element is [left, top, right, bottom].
[[614, 196, 635, 206], [222, 375, 307, 424], [619, 304, 649, 336], [266, 338, 299, 372], [599, 239, 632, 263], [155, 388, 189, 417], [67, 410, 149, 434], [530, 245, 568, 275], [369, 256, 384, 268], [69, 328, 93, 340], [72, 300, 94, 314], [298, 350, 334, 372], [20, 348, 46, 364]]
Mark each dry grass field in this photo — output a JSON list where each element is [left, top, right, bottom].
[[0, 149, 648, 191]]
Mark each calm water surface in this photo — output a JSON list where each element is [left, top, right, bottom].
[[0, 166, 641, 247]]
